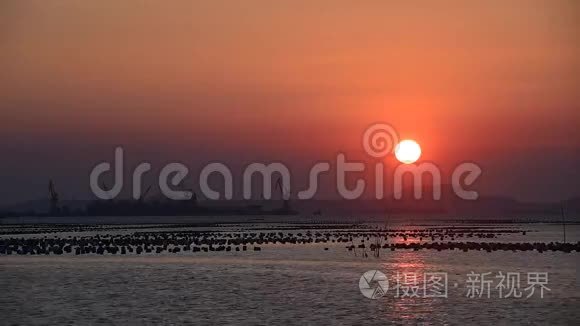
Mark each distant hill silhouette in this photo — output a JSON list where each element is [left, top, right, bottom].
[[1, 189, 578, 219]]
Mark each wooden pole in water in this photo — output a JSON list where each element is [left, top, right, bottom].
[[561, 205, 567, 243]]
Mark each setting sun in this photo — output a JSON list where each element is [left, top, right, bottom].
[[395, 140, 422, 164]]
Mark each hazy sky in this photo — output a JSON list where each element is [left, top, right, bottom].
[[1, 1, 579, 204]]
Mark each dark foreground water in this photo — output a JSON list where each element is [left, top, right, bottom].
[[1, 222, 578, 325]]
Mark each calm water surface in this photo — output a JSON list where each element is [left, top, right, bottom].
[[1, 221, 578, 325]]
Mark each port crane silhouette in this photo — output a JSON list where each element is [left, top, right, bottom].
[[48, 179, 59, 214], [275, 176, 292, 211]]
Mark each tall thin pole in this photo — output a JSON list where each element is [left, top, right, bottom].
[[561, 205, 567, 243]]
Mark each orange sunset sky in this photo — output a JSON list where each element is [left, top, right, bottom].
[[1, 1, 579, 204]]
